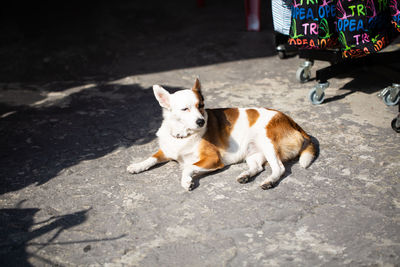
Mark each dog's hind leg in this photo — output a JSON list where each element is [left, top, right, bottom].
[[236, 153, 265, 184], [259, 142, 285, 190], [127, 149, 169, 174]]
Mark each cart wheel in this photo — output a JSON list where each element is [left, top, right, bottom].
[[309, 88, 325, 105], [296, 67, 311, 83], [277, 50, 286, 59], [383, 92, 400, 106], [392, 117, 400, 133]]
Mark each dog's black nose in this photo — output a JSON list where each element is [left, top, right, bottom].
[[196, 118, 205, 127]]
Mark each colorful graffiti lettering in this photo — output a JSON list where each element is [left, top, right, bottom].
[[353, 33, 370, 45], [391, 21, 400, 32], [302, 22, 319, 34], [371, 34, 380, 43], [319, 18, 334, 39], [320, 0, 333, 7], [373, 36, 388, 51], [343, 47, 371, 58], [337, 0, 354, 19], [347, 4, 366, 16], [377, 0, 389, 11], [290, 18, 305, 39], [288, 36, 337, 49], [318, 4, 336, 18], [338, 31, 356, 51], [292, 0, 302, 9], [389, 0, 400, 16], [288, 0, 396, 58], [337, 18, 365, 32], [292, 7, 318, 20]]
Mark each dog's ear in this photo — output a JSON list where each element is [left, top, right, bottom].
[[192, 78, 204, 103], [153, 85, 170, 109]]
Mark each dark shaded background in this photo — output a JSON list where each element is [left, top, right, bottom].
[[0, 0, 273, 84]]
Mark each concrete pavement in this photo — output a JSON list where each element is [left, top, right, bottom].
[[1, 0, 399, 266]]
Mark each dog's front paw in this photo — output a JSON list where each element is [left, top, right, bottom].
[[181, 176, 195, 191], [237, 175, 249, 184], [127, 163, 145, 174], [236, 171, 250, 184]]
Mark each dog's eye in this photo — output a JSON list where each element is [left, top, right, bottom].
[[181, 108, 189, 111]]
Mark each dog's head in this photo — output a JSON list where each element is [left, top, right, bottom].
[[153, 78, 207, 138]]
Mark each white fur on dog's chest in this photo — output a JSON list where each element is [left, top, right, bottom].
[[156, 124, 202, 164]]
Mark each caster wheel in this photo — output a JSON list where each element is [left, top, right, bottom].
[[309, 88, 325, 105], [277, 50, 286, 59], [383, 92, 400, 106], [296, 67, 311, 83], [392, 118, 400, 133]]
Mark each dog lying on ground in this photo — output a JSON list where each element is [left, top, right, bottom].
[[127, 78, 316, 191]]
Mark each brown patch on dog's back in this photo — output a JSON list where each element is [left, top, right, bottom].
[[266, 111, 310, 162], [246, 109, 259, 127], [194, 108, 239, 170], [205, 108, 239, 149]]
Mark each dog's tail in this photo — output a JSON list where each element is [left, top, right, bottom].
[[299, 132, 316, 168]]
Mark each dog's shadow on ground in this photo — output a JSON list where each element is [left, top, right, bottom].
[[193, 135, 320, 191], [192, 166, 233, 190]]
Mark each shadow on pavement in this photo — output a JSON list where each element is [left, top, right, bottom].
[[0, 200, 89, 266], [0, 83, 187, 194], [322, 63, 400, 104]]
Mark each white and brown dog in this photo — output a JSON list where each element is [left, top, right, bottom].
[[127, 78, 316, 191]]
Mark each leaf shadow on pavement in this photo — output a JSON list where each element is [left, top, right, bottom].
[[0, 200, 126, 266]]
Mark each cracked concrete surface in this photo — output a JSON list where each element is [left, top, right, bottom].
[[1, 0, 399, 266]]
